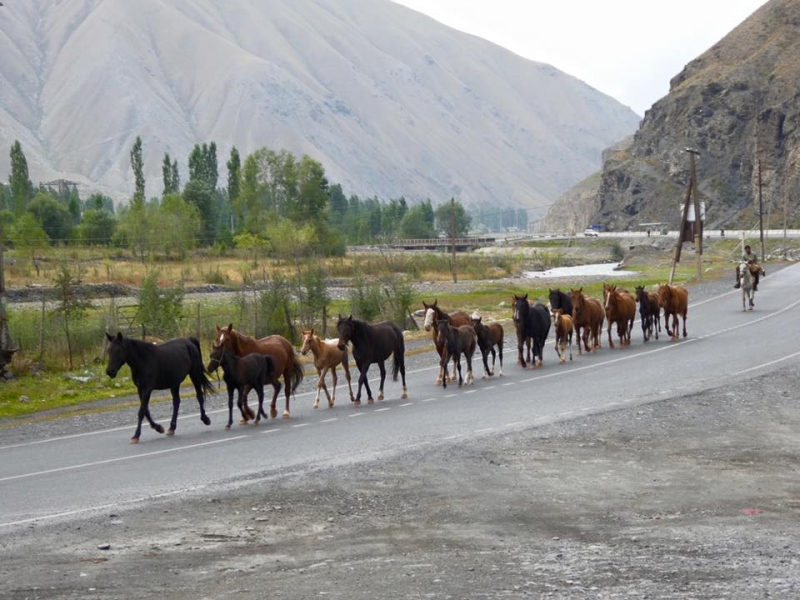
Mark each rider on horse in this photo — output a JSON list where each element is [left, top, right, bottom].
[[734, 245, 764, 291]]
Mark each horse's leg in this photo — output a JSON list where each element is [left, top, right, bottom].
[[481, 347, 491, 378], [682, 310, 688, 336], [313, 367, 325, 410], [266, 381, 281, 419], [455, 354, 464, 387], [227, 386, 236, 430], [435, 347, 445, 385], [399, 353, 408, 400], [489, 347, 496, 377], [343, 358, 356, 402], [166, 385, 181, 436], [253, 385, 266, 425], [354, 363, 369, 405], [516, 333, 527, 369], [329, 366, 338, 408], [375, 361, 387, 402], [241, 384, 255, 421], [362, 363, 375, 403], [190, 374, 211, 427], [132, 389, 160, 443], [497, 340, 503, 376], [281, 373, 291, 419], [465, 351, 474, 386], [568, 330, 573, 361]]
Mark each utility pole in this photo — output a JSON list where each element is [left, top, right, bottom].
[[688, 148, 702, 281], [450, 198, 457, 283], [669, 149, 699, 284], [758, 158, 765, 261]]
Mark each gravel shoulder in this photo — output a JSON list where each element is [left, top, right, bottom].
[[2, 270, 799, 599]]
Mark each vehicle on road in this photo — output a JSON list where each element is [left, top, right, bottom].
[[584, 228, 599, 237]]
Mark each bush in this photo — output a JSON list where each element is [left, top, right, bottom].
[[138, 270, 185, 339]]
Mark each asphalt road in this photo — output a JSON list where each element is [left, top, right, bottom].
[[2, 264, 799, 530]]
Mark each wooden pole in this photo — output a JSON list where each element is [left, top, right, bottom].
[[669, 153, 695, 285], [450, 198, 457, 283], [688, 149, 702, 281], [758, 158, 765, 261]]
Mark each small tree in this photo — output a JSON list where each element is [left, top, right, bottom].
[[138, 270, 185, 339], [52, 263, 91, 369], [10, 213, 49, 276]]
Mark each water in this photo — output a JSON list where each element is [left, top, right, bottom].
[[523, 262, 640, 279]]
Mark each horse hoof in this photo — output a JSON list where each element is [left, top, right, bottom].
[[328, 401, 335, 408], [353, 400, 361, 407], [225, 425, 231, 431], [313, 403, 319, 410], [282, 411, 291, 420], [154, 424, 165, 434], [239, 418, 248, 425], [201, 415, 211, 426], [402, 391, 408, 399], [130, 437, 139, 444], [270, 409, 278, 419], [377, 393, 384, 401], [368, 398, 374, 404], [166, 429, 175, 436]]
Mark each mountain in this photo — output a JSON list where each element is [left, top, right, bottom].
[[544, 0, 800, 232], [0, 0, 639, 214]]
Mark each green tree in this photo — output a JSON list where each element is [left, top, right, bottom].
[[115, 200, 154, 260], [10, 213, 49, 276], [130, 136, 145, 203], [162, 152, 180, 196], [77, 209, 117, 245], [9, 140, 32, 217], [399, 200, 436, 238], [52, 263, 92, 369], [290, 155, 329, 225], [182, 179, 216, 245], [435, 198, 471, 238], [27, 192, 74, 243], [236, 153, 265, 234], [138, 270, 184, 339], [227, 147, 241, 208], [156, 193, 201, 258], [188, 142, 218, 190]]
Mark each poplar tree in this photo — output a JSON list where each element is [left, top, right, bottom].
[[9, 140, 32, 217], [130, 136, 145, 204]]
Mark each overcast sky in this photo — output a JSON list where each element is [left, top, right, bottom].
[[392, 0, 769, 115]]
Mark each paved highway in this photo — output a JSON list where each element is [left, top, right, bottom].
[[2, 263, 800, 530]]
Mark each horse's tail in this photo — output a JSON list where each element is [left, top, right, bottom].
[[290, 354, 305, 395], [189, 337, 215, 398], [391, 323, 405, 382]]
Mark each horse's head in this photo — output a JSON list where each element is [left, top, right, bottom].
[[105, 332, 127, 378], [206, 342, 225, 373], [336, 315, 354, 351], [604, 285, 617, 310], [435, 318, 451, 346], [423, 308, 436, 332], [634, 285, 646, 302], [548, 288, 562, 310], [569, 288, 584, 313], [300, 329, 315, 356], [215, 323, 237, 352], [470, 310, 483, 331], [512, 293, 529, 324]]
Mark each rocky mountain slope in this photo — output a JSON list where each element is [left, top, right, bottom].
[[0, 0, 639, 213], [543, 0, 800, 232]]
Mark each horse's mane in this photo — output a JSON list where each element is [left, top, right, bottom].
[[123, 336, 159, 361]]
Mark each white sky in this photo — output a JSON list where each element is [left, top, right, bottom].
[[392, 0, 769, 115]]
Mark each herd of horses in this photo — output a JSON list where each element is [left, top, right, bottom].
[[105, 282, 696, 443]]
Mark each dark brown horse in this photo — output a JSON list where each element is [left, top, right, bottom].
[[207, 347, 275, 429], [470, 313, 504, 378], [569, 288, 604, 354], [657, 284, 689, 340], [105, 333, 213, 443], [211, 324, 304, 422], [512, 294, 551, 368], [603, 284, 636, 348], [422, 299, 471, 385], [436, 319, 477, 388], [336, 315, 408, 404], [634, 285, 661, 341]]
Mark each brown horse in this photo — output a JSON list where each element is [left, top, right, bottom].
[[422, 299, 471, 385], [657, 284, 689, 340], [552, 308, 573, 364], [300, 328, 355, 409], [470, 312, 504, 378], [603, 284, 636, 348], [569, 288, 604, 354], [435, 319, 477, 388], [211, 324, 304, 422]]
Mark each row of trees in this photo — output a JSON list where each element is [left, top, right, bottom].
[[3, 138, 530, 262]]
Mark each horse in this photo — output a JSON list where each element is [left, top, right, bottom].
[[207, 347, 275, 429], [569, 288, 604, 354], [634, 285, 661, 341], [336, 315, 408, 404], [212, 324, 304, 421], [657, 284, 689, 340], [603, 284, 636, 348], [738, 262, 758, 311], [300, 328, 355, 409], [422, 299, 471, 385], [548, 288, 573, 322], [470, 312, 504, 378], [552, 308, 573, 364], [105, 332, 213, 443], [435, 319, 477, 388], [512, 294, 551, 368]]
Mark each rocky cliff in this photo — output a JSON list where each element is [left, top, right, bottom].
[[544, 0, 800, 232]]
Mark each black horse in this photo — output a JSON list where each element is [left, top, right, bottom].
[[634, 285, 661, 342], [336, 315, 408, 405], [105, 333, 214, 443], [436, 319, 477, 388], [548, 288, 573, 321], [207, 346, 275, 429], [512, 294, 551, 368]]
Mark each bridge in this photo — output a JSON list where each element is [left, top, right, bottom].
[[389, 236, 497, 251]]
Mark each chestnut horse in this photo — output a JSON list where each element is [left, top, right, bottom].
[[436, 318, 477, 388], [422, 299, 471, 385], [634, 285, 661, 342], [300, 328, 355, 409], [470, 312, 504, 378], [603, 284, 636, 348], [657, 284, 689, 339], [552, 308, 574, 363], [211, 324, 304, 422], [569, 288, 604, 354]]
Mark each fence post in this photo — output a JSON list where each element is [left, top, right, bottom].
[[196, 303, 201, 342]]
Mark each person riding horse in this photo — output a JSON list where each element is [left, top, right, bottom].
[[734, 245, 764, 291]]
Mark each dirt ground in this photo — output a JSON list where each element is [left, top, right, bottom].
[[2, 360, 800, 599]]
